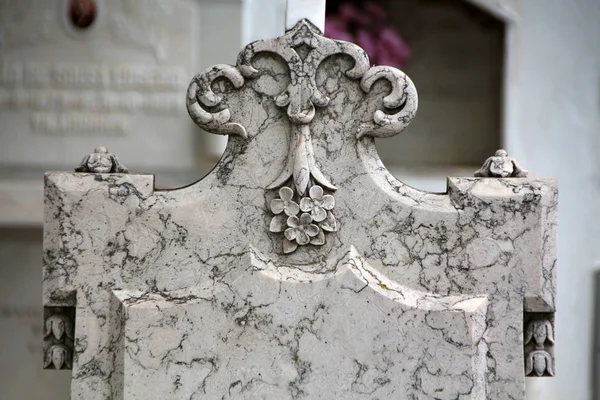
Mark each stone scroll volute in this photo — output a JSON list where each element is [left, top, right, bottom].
[[186, 19, 418, 254]]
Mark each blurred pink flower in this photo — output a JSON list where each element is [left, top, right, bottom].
[[325, 1, 411, 68], [324, 16, 354, 43], [364, 1, 387, 25]]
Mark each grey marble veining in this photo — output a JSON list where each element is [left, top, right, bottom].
[[43, 19, 557, 399]]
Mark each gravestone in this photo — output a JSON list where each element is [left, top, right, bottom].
[[43, 1, 557, 398]]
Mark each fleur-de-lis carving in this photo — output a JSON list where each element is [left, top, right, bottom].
[[237, 20, 370, 126], [187, 19, 418, 253], [524, 319, 554, 349], [525, 350, 554, 377]]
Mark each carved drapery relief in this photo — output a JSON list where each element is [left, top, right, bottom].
[[524, 312, 555, 377], [43, 307, 75, 370], [186, 20, 418, 253]]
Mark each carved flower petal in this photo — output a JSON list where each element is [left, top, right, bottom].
[[312, 206, 327, 222], [320, 211, 337, 232], [284, 228, 297, 241], [300, 197, 313, 212], [309, 185, 323, 200], [279, 186, 294, 202], [287, 215, 300, 228], [321, 194, 335, 210], [305, 224, 320, 237], [296, 231, 310, 245], [283, 238, 298, 254], [310, 230, 325, 245], [269, 215, 287, 232], [299, 212, 313, 225], [285, 201, 300, 216], [270, 199, 285, 214]]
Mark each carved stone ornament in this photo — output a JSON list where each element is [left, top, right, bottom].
[[524, 314, 555, 377], [43, 308, 75, 370], [75, 146, 128, 173], [187, 19, 417, 253], [474, 149, 529, 178]]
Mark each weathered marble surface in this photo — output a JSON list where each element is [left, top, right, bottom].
[[44, 19, 557, 399]]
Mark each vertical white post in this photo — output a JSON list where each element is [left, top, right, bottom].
[[242, 0, 286, 43], [285, 0, 326, 32]]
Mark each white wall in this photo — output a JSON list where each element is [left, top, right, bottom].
[[498, 0, 600, 398]]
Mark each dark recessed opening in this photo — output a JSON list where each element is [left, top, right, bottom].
[[69, 0, 97, 30]]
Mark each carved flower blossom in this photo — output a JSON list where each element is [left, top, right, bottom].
[[270, 187, 300, 217], [300, 185, 335, 222], [285, 213, 320, 246]]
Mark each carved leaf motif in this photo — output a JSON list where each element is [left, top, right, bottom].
[[186, 65, 247, 138], [320, 211, 337, 232], [44, 314, 73, 341], [524, 319, 554, 347], [43, 344, 72, 370], [283, 238, 298, 254], [266, 118, 336, 195], [310, 230, 325, 246], [357, 66, 418, 139], [269, 215, 287, 233]]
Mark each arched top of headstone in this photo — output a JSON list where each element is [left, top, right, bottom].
[[186, 18, 418, 254]]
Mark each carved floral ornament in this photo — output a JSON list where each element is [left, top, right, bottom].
[[186, 19, 418, 253]]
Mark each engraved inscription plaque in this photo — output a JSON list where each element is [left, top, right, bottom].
[[0, 0, 198, 171]]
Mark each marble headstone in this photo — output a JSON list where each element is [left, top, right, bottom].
[[43, 12, 557, 400]]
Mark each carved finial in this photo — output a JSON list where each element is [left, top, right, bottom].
[[474, 149, 528, 178], [75, 146, 128, 173]]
